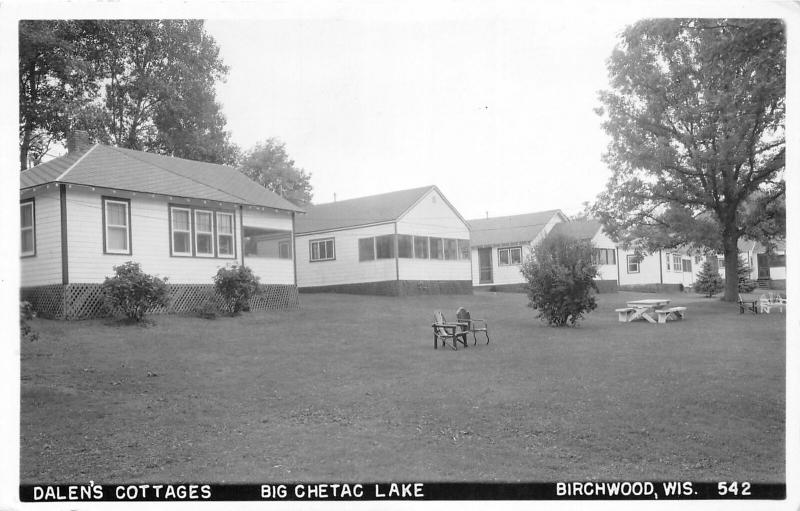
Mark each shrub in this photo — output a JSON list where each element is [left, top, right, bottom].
[[20, 301, 38, 341], [736, 259, 758, 293], [694, 261, 724, 297], [101, 262, 169, 322], [213, 264, 260, 315], [520, 233, 598, 326]]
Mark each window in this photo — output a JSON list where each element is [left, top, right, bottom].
[[104, 198, 131, 254], [278, 241, 292, 259], [414, 236, 429, 259], [216, 212, 235, 258], [359, 237, 375, 261], [768, 254, 786, 267], [672, 254, 682, 272], [429, 237, 443, 259], [627, 255, 640, 273], [499, 246, 522, 266], [665, 253, 671, 271], [397, 234, 413, 258], [444, 239, 458, 260], [593, 248, 616, 265], [458, 239, 470, 260], [20, 200, 35, 257], [194, 210, 214, 257], [171, 207, 192, 256], [682, 259, 692, 272], [376, 234, 395, 259], [310, 238, 335, 261]]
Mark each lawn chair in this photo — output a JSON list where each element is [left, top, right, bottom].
[[456, 307, 490, 345], [759, 294, 782, 314], [738, 294, 758, 314], [432, 311, 469, 350]]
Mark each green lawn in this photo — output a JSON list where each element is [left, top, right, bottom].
[[20, 290, 785, 483]]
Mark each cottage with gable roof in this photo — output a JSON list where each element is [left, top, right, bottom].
[[20, 132, 304, 318], [293, 186, 472, 295], [467, 210, 568, 290]]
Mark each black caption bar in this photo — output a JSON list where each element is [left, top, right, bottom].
[[20, 482, 786, 502]]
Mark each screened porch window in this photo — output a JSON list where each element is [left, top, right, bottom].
[[310, 238, 335, 262], [104, 198, 131, 254]]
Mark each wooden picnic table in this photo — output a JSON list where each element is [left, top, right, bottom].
[[620, 298, 671, 323]]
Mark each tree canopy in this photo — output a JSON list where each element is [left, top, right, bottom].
[[19, 19, 238, 169], [238, 138, 313, 207], [593, 19, 785, 301]]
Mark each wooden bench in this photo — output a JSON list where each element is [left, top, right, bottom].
[[616, 307, 636, 322], [655, 306, 687, 324]]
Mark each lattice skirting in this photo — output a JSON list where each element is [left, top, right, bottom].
[[21, 283, 300, 320]]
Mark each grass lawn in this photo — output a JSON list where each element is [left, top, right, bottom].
[[20, 290, 784, 483]]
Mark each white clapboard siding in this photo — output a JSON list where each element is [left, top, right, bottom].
[[396, 188, 471, 281], [242, 206, 293, 231], [295, 223, 397, 287], [243, 257, 294, 285], [20, 189, 63, 286], [591, 229, 619, 282], [64, 188, 291, 285]]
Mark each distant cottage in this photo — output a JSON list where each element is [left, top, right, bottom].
[[20, 132, 304, 318], [467, 210, 567, 290], [293, 186, 472, 295]]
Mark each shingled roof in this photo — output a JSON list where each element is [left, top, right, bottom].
[[20, 144, 303, 212], [294, 185, 440, 234], [548, 219, 604, 240], [467, 210, 565, 247]]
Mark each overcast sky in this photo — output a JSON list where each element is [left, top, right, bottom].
[[205, 11, 631, 219], [198, 1, 792, 220]]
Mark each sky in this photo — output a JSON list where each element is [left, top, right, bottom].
[[203, 9, 634, 219]]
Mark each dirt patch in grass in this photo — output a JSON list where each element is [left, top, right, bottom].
[[20, 291, 784, 483]]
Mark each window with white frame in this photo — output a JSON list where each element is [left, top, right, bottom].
[[665, 253, 672, 271], [194, 210, 214, 257], [103, 197, 131, 254], [397, 234, 413, 258], [310, 238, 335, 261], [458, 239, 470, 260], [672, 254, 682, 272], [20, 200, 35, 257], [627, 254, 640, 273], [498, 246, 522, 266], [170, 207, 192, 256], [216, 212, 235, 257]]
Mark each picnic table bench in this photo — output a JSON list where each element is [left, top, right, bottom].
[[617, 298, 672, 323], [655, 306, 687, 324]]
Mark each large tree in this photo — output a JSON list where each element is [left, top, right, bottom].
[[593, 19, 785, 301], [19, 19, 238, 168], [18, 21, 98, 170], [239, 138, 313, 207]]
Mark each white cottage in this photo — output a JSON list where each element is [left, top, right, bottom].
[[467, 210, 568, 290], [20, 135, 304, 318], [617, 248, 700, 291], [548, 219, 620, 292], [293, 186, 472, 295]]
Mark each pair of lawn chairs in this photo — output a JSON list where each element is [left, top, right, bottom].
[[432, 307, 489, 350], [738, 293, 787, 314]]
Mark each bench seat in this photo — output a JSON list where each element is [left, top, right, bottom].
[[616, 307, 636, 322], [655, 306, 687, 324]]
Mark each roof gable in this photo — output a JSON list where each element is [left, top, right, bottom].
[[20, 144, 303, 212], [468, 210, 565, 246], [294, 186, 436, 234]]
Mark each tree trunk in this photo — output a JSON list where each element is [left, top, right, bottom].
[[722, 234, 740, 302]]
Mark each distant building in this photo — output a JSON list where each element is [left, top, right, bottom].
[[467, 210, 567, 290], [293, 186, 472, 295]]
